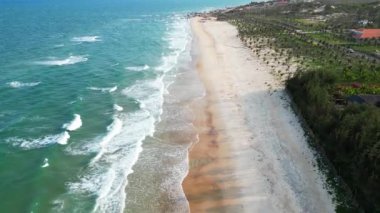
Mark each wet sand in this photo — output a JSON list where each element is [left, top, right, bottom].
[[182, 17, 335, 212]]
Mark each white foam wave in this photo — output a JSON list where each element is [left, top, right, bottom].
[[7, 81, 40, 88], [67, 110, 155, 212], [54, 44, 65, 48], [35, 56, 88, 66], [61, 15, 191, 213], [155, 16, 190, 74], [87, 86, 117, 93], [7, 131, 70, 149], [122, 78, 165, 120], [109, 86, 117, 93], [57, 131, 71, 145], [42, 158, 49, 168], [90, 118, 123, 164], [113, 104, 124, 111], [125, 65, 150, 72], [62, 114, 82, 131], [139, 101, 146, 109], [71, 36, 101, 43]]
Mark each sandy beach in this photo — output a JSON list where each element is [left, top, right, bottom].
[[182, 17, 335, 212]]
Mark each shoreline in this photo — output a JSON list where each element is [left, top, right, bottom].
[[122, 16, 199, 212], [182, 16, 335, 212]]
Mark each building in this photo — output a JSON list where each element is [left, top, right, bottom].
[[350, 29, 380, 39]]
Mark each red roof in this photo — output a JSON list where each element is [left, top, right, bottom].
[[354, 29, 380, 39]]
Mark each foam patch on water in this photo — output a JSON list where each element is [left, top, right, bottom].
[[113, 104, 124, 112], [125, 65, 150, 72], [71, 36, 101, 43], [41, 158, 49, 168], [7, 81, 40, 88], [7, 131, 70, 149], [57, 131, 71, 145], [63, 114, 82, 131], [35, 56, 88, 66], [87, 86, 117, 93]]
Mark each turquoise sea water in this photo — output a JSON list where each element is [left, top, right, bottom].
[[0, 0, 251, 212]]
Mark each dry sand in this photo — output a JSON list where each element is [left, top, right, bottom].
[[182, 17, 335, 213]]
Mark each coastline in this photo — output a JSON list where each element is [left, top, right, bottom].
[[122, 17, 199, 212], [182, 16, 335, 212]]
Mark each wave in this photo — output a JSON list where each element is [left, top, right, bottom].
[[71, 36, 101, 43], [155, 16, 190, 74], [62, 114, 82, 131], [66, 110, 155, 212], [7, 81, 40, 88], [35, 56, 88, 66], [41, 158, 49, 168], [125, 65, 150, 72], [90, 117, 123, 164], [113, 104, 124, 112], [57, 131, 71, 145], [7, 131, 70, 149], [122, 78, 165, 120], [59, 15, 191, 213], [87, 86, 117, 93]]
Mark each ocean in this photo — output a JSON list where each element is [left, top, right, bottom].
[[0, 0, 250, 212]]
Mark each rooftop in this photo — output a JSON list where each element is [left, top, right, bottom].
[[352, 29, 380, 39]]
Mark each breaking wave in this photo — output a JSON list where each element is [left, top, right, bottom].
[[7, 131, 70, 150], [87, 86, 117, 93], [55, 14, 191, 213], [42, 158, 49, 168], [125, 65, 150, 72], [7, 81, 40, 88], [90, 117, 123, 164], [35, 56, 88, 66], [71, 36, 101, 43], [62, 114, 82, 131], [113, 104, 124, 111], [66, 110, 155, 212]]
